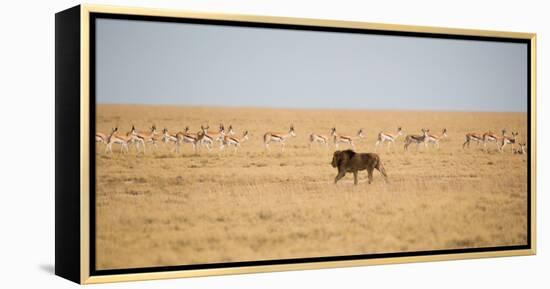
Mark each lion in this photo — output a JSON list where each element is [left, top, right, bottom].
[[331, 149, 388, 185]]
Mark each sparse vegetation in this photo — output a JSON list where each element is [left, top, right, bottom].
[[95, 104, 528, 270]]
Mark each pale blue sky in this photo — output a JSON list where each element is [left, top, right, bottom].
[[96, 18, 528, 112]]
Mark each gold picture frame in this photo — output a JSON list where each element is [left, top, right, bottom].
[[55, 4, 536, 284]]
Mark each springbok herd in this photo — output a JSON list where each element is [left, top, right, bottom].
[[95, 124, 527, 155]]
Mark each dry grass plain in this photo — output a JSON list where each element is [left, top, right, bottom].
[[95, 104, 528, 270]]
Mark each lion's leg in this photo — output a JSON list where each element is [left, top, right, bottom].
[[376, 163, 388, 182], [367, 168, 374, 184], [334, 171, 346, 184], [353, 171, 358, 185]]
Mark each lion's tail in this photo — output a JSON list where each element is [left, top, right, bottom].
[[376, 158, 389, 182]]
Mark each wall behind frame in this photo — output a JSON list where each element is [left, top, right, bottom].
[[0, 1, 546, 289]]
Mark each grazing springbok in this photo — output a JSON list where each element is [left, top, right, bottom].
[[162, 128, 181, 153], [264, 125, 296, 151], [500, 132, 519, 152], [404, 128, 429, 151], [427, 128, 448, 149], [331, 127, 365, 149], [375, 127, 403, 151], [483, 129, 506, 151], [309, 131, 330, 148], [221, 130, 249, 153], [513, 142, 526, 155], [463, 132, 484, 149], [105, 127, 130, 154]]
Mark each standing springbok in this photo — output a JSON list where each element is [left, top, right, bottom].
[[500, 132, 519, 153], [96, 132, 107, 144], [404, 128, 429, 151], [227, 125, 236, 136], [483, 129, 506, 151], [198, 124, 225, 151], [162, 128, 181, 153], [127, 125, 149, 153], [463, 132, 484, 149], [264, 125, 296, 151], [309, 130, 330, 148], [132, 125, 160, 151], [183, 126, 198, 138], [221, 130, 249, 153], [331, 127, 364, 149], [105, 127, 130, 154], [375, 127, 403, 151], [427, 128, 448, 149], [513, 142, 526, 155], [177, 127, 200, 152]]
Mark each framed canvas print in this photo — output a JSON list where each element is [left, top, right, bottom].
[[55, 4, 536, 284]]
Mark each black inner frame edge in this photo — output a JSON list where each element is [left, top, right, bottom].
[[89, 12, 532, 276]]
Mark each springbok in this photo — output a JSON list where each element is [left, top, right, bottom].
[[264, 125, 296, 151], [483, 129, 506, 151], [375, 127, 403, 151], [500, 132, 519, 153], [211, 124, 227, 145], [309, 131, 330, 148], [227, 125, 236, 136], [105, 127, 130, 154], [177, 127, 200, 152], [463, 132, 484, 149], [331, 127, 364, 149], [183, 126, 198, 138], [221, 130, 249, 153], [127, 125, 149, 153], [404, 128, 429, 151], [96, 132, 107, 144], [132, 125, 160, 151], [427, 128, 448, 149], [198, 124, 225, 151], [162, 128, 181, 153], [513, 142, 526, 155]]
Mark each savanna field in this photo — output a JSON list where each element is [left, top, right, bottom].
[[95, 104, 528, 270]]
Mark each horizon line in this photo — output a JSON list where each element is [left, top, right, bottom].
[[95, 102, 528, 114]]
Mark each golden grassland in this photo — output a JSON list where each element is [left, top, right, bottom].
[[95, 104, 528, 270]]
